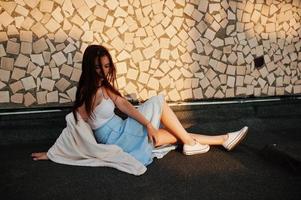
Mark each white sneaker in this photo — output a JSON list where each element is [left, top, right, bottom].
[[183, 140, 210, 155], [223, 126, 248, 151]]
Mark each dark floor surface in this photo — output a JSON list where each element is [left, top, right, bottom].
[[1, 99, 301, 200]]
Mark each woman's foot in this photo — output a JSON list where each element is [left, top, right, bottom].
[[223, 126, 248, 151], [183, 140, 210, 155], [31, 152, 49, 161]]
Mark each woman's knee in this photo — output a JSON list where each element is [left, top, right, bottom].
[[154, 128, 177, 147]]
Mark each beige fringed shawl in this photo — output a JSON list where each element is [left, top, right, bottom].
[[47, 112, 147, 176]]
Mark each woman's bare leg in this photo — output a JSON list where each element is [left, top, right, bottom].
[[31, 152, 49, 161], [189, 133, 227, 145], [159, 101, 228, 145], [160, 102, 195, 145], [154, 129, 178, 147]]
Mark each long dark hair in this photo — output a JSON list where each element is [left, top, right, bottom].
[[72, 45, 122, 122]]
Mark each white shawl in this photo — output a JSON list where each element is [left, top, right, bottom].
[[47, 112, 147, 176]]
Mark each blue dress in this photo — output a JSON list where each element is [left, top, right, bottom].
[[93, 94, 165, 166]]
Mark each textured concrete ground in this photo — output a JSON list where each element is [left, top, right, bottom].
[[1, 99, 301, 200]]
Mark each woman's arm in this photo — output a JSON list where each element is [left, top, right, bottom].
[[106, 89, 158, 144]]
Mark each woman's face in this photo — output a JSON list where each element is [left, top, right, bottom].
[[96, 56, 110, 77]]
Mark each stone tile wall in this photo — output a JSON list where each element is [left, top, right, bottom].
[[0, 0, 300, 107]]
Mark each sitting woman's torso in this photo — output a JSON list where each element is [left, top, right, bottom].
[[84, 87, 116, 130]]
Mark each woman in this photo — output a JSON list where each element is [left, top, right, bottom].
[[31, 45, 248, 165]]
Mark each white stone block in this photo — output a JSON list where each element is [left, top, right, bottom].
[[227, 76, 235, 88], [192, 87, 202, 99], [188, 27, 201, 41], [52, 52, 67, 66], [55, 78, 70, 92], [70, 68, 81, 82], [243, 75, 254, 85], [191, 9, 203, 22], [47, 90, 58, 103], [203, 28, 215, 41], [19, 31, 32, 42], [138, 72, 150, 85], [77, 4, 92, 20], [227, 52, 237, 64], [40, 77, 55, 91], [111, 37, 125, 52], [160, 49, 170, 60], [199, 77, 210, 89], [19, 41, 32, 55], [159, 75, 171, 89], [180, 89, 193, 100], [30, 54, 45, 66], [1, 57, 14, 71], [259, 67, 269, 78], [33, 39, 47, 54], [66, 86, 76, 102], [79, 31, 93, 42], [131, 49, 143, 63], [54, 29, 68, 43], [0, 11, 14, 27], [165, 25, 177, 38], [10, 80, 23, 93], [31, 22, 48, 38], [0, 81, 5, 90], [236, 87, 247, 95], [195, 21, 206, 35], [11, 93, 23, 104], [29, 8, 43, 22], [21, 76, 36, 90], [23, 92, 36, 106], [267, 73, 275, 85], [209, 3, 221, 13], [51, 67, 60, 80], [266, 23, 275, 32], [258, 78, 267, 89], [69, 25, 83, 40], [11, 67, 26, 80], [36, 91, 46, 104], [197, 0, 208, 13], [205, 68, 217, 81], [15, 5, 29, 17], [63, 44, 76, 54], [30, 66, 41, 78], [168, 89, 181, 101], [115, 62, 127, 75], [0, 44, 6, 57], [105, 27, 119, 40], [251, 10, 261, 23], [147, 77, 159, 90], [6, 40, 20, 55], [211, 38, 224, 47], [0, 91, 9, 103], [204, 86, 215, 98], [40, 0, 54, 13]]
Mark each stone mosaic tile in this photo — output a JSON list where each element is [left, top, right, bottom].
[[11, 68, 26, 80], [47, 90, 58, 103], [1, 57, 14, 71], [31, 22, 48, 38], [24, 92, 36, 106], [9, 80, 23, 94], [0, 0, 300, 106], [0, 91, 10, 103], [11, 93, 23, 104]]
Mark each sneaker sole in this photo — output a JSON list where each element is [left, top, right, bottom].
[[226, 127, 248, 151], [183, 145, 210, 155]]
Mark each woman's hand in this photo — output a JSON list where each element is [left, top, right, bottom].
[[146, 123, 159, 145]]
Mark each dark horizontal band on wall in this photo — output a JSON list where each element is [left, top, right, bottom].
[[0, 95, 300, 115]]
